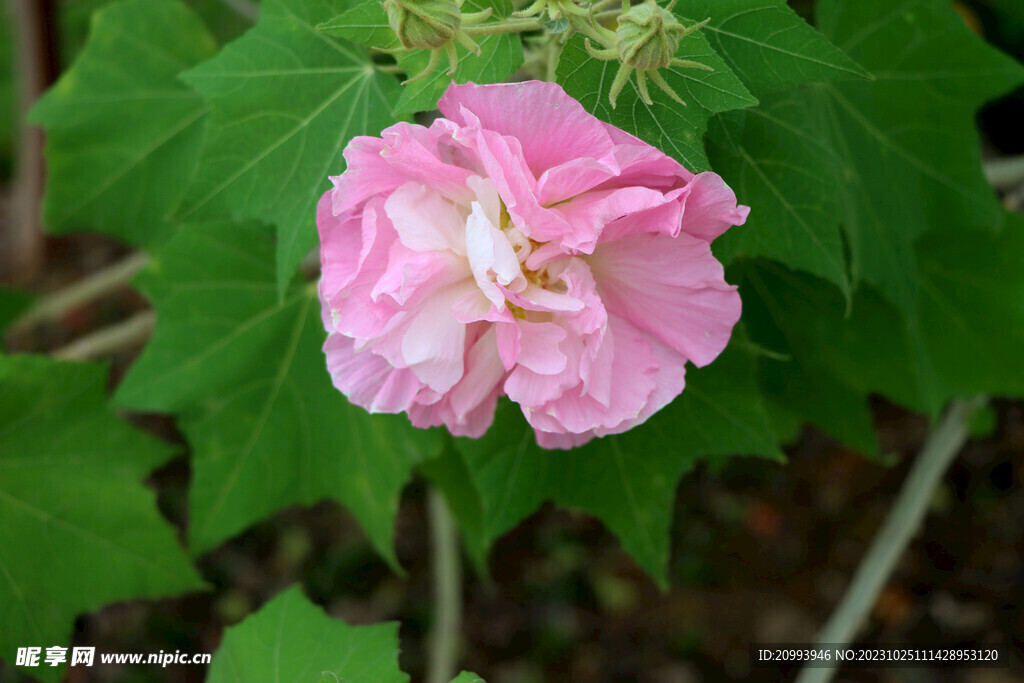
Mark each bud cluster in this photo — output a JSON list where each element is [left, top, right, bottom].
[[584, 0, 712, 108]]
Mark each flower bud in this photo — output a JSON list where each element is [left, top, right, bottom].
[[615, 0, 685, 71], [384, 0, 462, 50]]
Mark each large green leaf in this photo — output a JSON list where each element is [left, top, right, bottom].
[[114, 222, 441, 566], [557, 30, 757, 172], [319, 0, 522, 115], [709, 89, 849, 294], [28, 0, 216, 246], [446, 347, 781, 588], [0, 356, 204, 682], [177, 0, 403, 295], [816, 0, 1024, 311], [207, 585, 407, 683], [685, 0, 869, 94], [737, 261, 924, 454], [915, 212, 1024, 402]]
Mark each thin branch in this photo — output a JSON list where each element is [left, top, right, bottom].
[[984, 155, 1024, 191], [795, 396, 986, 683], [51, 310, 156, 360], [300, 246, 321, 281], [10, 252, 150, 332], [7, 0, 59, 285], [218, 0, 259, 22], [425, 486, 462, 683]]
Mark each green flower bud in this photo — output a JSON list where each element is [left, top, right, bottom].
[[615, 0, 686, 71], [384, 0, 462, 50]]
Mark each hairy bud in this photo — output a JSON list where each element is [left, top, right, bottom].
[[384, 0, 462, 50], [615, 0, 685, 71]]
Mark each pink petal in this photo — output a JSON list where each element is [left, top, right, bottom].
[[439, 81, 616, 177], [371, 242, 468, 306], [323, 198, 401, 339], [323, 333, 423, 414], [547, 186, 669, 254], [679, 172, 750, 242], [317, 191, 361, 297], [385, 182, 466, 253], [448, 326, 506, 420], [595, 332, 687, 437], [525, 315, 656, 436], [535, 430, 594, 450], [590, 231, 741, 367], [400, 284, 471, 393]]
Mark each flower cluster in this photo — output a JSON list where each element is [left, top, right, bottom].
[[318, 81, 746, 448]]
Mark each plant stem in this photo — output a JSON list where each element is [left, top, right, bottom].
[[464, 18, 544, 37], [425, 486, 462, 683], [9, 252, 150, 333], [795, 397, 986, 683], [984, 155, 1024, 191], [51, 310, 156, 361], [218, 0, 259, 21], [7, 0, 58, 285]]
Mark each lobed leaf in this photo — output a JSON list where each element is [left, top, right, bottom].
[[685, 0, 869, 95], [816, 0, 1024, 311], [207, 585, 407, 683], [114, 222, 442, 566], [28, 0, 216, 246], [0, 356, 204, 682], [444, 347, 781, 588], [177, 0, 403, 295], [709, 89, 850, 294]]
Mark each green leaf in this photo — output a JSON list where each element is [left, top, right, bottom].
[[0, 287, 32, 332], [709, 89, 850, 294], [449, 347, 781, 588], [915, 212, 1024, 401], [177, 0, 404, 295], [0, 356, 204, 681], [27, 0, 216, 246], [449, 674, 486, 683], [816, 0, 1024, 311], [317, 0, 401, 50], [207, 585, 407, 683], [685, 0, 869, 94], [738, 261, 924, 452], [114, 222, 441, 565], [557, 30, 757, 172]]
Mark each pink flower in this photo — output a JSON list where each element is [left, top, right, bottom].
[[318, 81, 747, 449]]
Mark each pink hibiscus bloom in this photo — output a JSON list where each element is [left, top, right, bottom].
[[318, 81, 747, 449]]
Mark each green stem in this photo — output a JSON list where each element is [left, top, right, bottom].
[[217, 0, 259, 21], [795, 397, 986, 683], [463, 18, 544, 37], [425, 487, 462, 683], [545, 36, 559, 82]]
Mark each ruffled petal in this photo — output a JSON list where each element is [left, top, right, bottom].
[[589, 231, 741, 367], [679, 172, 750, 242], [323, 332, 423, 414], [440, 81, 616, 177], [385, 182, 467, 254]]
